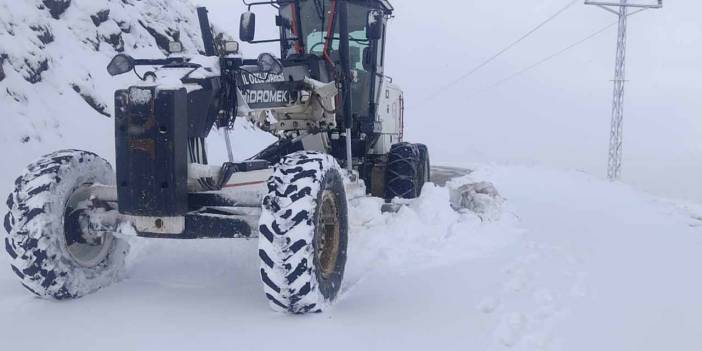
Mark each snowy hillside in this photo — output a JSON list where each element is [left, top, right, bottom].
[[0, 0, 201, 152], [1, 164, 701, 350], [0, 0, 273, 197]]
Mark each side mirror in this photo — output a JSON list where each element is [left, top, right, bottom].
[[240, 11, 256, 42], [366, 10, 383, 40], [107, 54, 134, 76], [257, 53, 284, 75]]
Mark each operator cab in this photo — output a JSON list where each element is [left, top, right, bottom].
[[240, 0, 394, 140]]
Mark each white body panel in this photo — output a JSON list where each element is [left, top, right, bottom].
[[218, 168, 273, 207], [371, 80, 404, 155]]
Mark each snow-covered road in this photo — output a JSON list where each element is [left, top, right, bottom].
[[1, 165, 701, 350]]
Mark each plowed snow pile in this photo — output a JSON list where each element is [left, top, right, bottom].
[[2, 164, 701, 351]]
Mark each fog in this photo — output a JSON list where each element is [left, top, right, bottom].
[[195, 0, 702, 202]]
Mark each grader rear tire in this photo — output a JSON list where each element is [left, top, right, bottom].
[[384, 142, 421, 200]]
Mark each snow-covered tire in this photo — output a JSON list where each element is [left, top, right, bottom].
[[384, 142, 421, 200], [4, 150, 129, 299], [258, 151, 348, 314]]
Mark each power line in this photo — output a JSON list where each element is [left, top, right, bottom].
[[457, 8, 648, 102], [423, 0, 580, 102], [464, 22, 618, 101]]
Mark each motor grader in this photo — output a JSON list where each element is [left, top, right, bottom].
[[3, 0, 429, 313]]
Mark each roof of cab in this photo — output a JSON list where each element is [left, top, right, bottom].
[[276, 1, 394, 13], [377, 0, 394, 12]]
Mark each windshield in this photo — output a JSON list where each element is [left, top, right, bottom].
[[280, 1, 370, 71], [279, 0, 383, 120]]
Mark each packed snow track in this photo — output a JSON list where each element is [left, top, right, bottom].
[[1, 165, 702, 351]]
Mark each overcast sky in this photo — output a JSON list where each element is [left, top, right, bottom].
[[195, 0, 702, 202]]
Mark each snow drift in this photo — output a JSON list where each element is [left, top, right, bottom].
[[2, 162, 700, 351]]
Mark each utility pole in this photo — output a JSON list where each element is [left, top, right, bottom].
[[585, 0, 662, 181]]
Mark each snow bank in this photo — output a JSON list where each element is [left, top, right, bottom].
[[346, 178, 522, 280], [1, 162, 701, 350]]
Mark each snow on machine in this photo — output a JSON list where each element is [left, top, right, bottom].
[[3, 0, 431, 313]]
